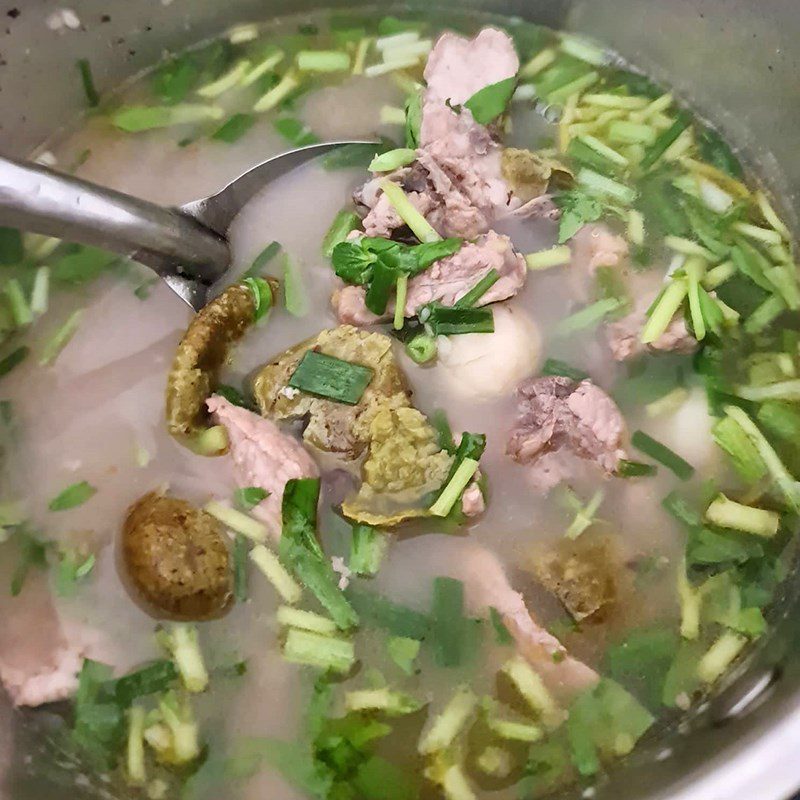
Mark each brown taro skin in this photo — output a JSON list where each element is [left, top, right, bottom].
[[122, 492, 232, 620], [165, 283, 256, 440]]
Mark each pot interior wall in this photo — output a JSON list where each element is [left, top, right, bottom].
[[1, 2, 799, 800]]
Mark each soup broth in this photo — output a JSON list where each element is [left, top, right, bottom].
[[0, 8, 797, 800]]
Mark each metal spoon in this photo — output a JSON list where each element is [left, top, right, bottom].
[[0, 141, 374, 311]]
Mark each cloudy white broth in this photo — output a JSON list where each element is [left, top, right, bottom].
[[1, 8, 799, 800]]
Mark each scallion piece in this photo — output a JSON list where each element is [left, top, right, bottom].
[[211, 113, 256, 143], [249, 544, 302, 603], [685, 256, 707, 341], [282, 628, 354, 673], [5, 278, 32, 327], [282, 254, 308, 317], [565, 489, 604, 538], [197, 60, 252, 98], [697, 632, 747, 683], [233, 534, 248, 603], [425, 305, 494, 336], [288, 350, 373, 405], [296, 50, 351, 72], [641, 110, 691, 169], [345, 687, 421, 716], [204, 501, 268, 543], [554, 297, 622, 337], [429, 458, 480, 517], [525, 245, 572, 271], [253, 70, 300, 113], [368, 147, 417, 172], [380, 104, 408, 125], [240, 49, 285, 87], [645, 387, 688, 418], [743, 295, 785, 335], [242, 276, 273, 322], [380, 179, 440, 243], [430, 577, 467, 668], [111, 104, 224, 132], [37, 309, 83, 366], [394, 274, 408, 330], [405, 333, 437, 364], [723, 404, 800, 513], [30, 266, 50, 317], [500, 656, 563, 729], [640, 279, 688, 344], [77, 58, 100, 107], [417, 685, 477, 754], [541, 358, 589, 382], [0, 228, 23, 265], [48, 480, 96, 511], [757, 401, 800, 444], [275, 606, 338, 635], [160, 624, 209, 693], [387, 636, 421, 675], [454, 269, 500, 309], [631, 430, 694, 480], [126, 706, 147, 786], [187, 425, 228, 456], [732, 221, 783, 247], [607, 120, 657, 146], [0, 345, 29, 379], [349, 523, 388, 577], [704, 493, 780, 538], [272, 116, 319, 147], [735, 379, 800, 403], [616, 459, 658, 478], [703, 260, 736, 291], [576, 168, 637, 204], [322, 210, 360, 258]]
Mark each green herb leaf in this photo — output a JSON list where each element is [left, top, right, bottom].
[[463, 76, 517, 125], [0, 346, 29, 380], [56, 550, 95, 597], [112, 660, 178, 706], [322, 211, 361, 258], [48, 480, 97, 511], [235, 487, 269, 510], [404, 90, 423, 148], [242, 240, 282, 280], [77, 58, 100, 107], [386, 636, 421, 676], [288, 350, 374, 405], [345, 587, 430, 640], [697, 126, 744, 179], [216, 384, 250, 408], [10, 528, 52, 597], [554, 190, 604, 243], [349, 523, 386, 577], [430, 576, 468, 668], [424, 305, 494, 336], [51, 246, 118, 284], [541, 358, 589, 382], [273, 116, 320, 147], [489, 606, 514, 646], [322, 140, 393, 171], [616, 459, 658, 478], [233, 533, 249, 603], [0, 227, 24, 265], [282, 254, 309, 317]]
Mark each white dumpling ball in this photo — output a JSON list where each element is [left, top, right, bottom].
[[436, 305, 541, 400]]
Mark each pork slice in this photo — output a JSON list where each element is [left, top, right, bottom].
[[571, 223, 629, 273], [361, 188, 438, 239], [459, 544, 598, 700], [207, 395, 319, 538], [460, 483, 485, 517], [507, 376, 626, 486], [330, 231, 526, 325]]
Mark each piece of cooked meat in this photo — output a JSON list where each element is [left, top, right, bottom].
[[458, 543, 598, 701], [122, 492, 232, 620], [207, 394, 319, 538], [165, 282, 257, 443], [461, 483, 486, 516], [571, 223, 629, 273], [331, 231, 526, 325], [528, 533, 624, 622], [606, 304, 698, 362], [507, 376, 626, 487], [252, 326, 410, 461]]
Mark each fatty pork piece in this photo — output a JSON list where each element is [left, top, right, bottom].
[[252, 326, 479, 526], [207, 394, 319, 538], [507, 376, 626, 491], [332, 230, 526, 326], [569, 223, 697, 360], [458, 543, 599, 701]]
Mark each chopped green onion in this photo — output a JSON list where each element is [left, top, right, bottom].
[[296, 50, 351, 72], [322, 210, 360, 258], [282, 628, 355, 673], [406, 333, 437, 364], [743, 295, 786, 335], [685, 256, 707, 341], [576, 168, 637, 204], [349, 523, 388, 577], [240, 49, 285, 87], [520, 47, 557, 78], [113, 660, 178, 706], [51, 246, 117, 284], [282, 254, 308, 317], [641, 111, 691, 169], [646, 387, 688, 418], [500, 656, 563, 729], [547, 71, 599, 105], [111, 104, 224, 132], [369, 147, 417, 172], [0, 345, 29, 379], [424, 305, 494, 336], [345, 687, 422, 716], [346, 586, 430, 639], [489, 606, 514, 645], [197, 60, 251, 98], [4, 278, 32, 326], [704, 493, 779, 537], [677, 562, 702, 640], [352, 37, 372, 75], [126, 706, 147, 786], [477, 746, 513, 778], [276, 605, 338, 635], [714, 417, 767, 484], [380, 104, 407, 125], [631, 430, 694, 480], [77, 58, 100, 107], [765, 265, 800, 311], [757, 401, 800, 444], [541, 358, 589, 382], [380, 179, 440, 243], [735, 379, 800, 402], [233, 534, 248, 603], [486, 715, 544, 743], [723, 405, 800, 512], [272, 116, 319, 147], [664, 235, 714, 260], [607, 120, 657, 146], [754, 190, 790, 241], [732, 221, 783, 247], [393, 274, 408, 330], [454, 269, 500, 309], [554, 297, 622, 337], [161, 624, 209, 693], [417, 685, 477, 754], [525, 245, 572, 270], [253, 70, 300, 113], [730, 240, 774, 292], [242, 276, 274, 322], [387, 636, 421, 675], [29, 267, 50, 317], [703, 261, 736, 290], [204, 501, 268, 543], [48, 480, 96, 511], [565, 489, 604, 538], [616, 459, 658, 478], [696, 632, 747, 683], [186, 425, 228, 456], [429, 458, 480, 517], [430, 577, 468, 668], [211, 113, 256, 143], [640, 279, 688, 344], [288, 350, 374, 405], [0, 228, 23, 265], [250, 544, 302, 603]]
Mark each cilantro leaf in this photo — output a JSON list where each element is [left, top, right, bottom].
[[463, 76, 517, 125], [554, 190, 604, 243]]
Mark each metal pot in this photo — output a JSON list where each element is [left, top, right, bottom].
[[1, 1, 798, 798]]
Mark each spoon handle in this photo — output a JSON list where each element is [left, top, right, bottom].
[[0, 154, 230, 285]]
